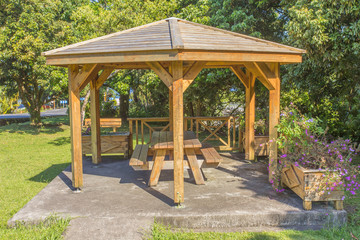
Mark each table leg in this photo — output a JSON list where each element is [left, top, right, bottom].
[[185, 148, 205, 185], [149, 149, 166, 187]]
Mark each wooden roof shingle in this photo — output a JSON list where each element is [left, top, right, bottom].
[[43, 18, 305, 57]]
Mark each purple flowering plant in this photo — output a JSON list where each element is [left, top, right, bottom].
[[270, 103, 360, 199]]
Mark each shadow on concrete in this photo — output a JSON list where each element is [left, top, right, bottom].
[[58, 171, 77, 191], [61, 156, 176, 207], [216, 152, 304, 209]]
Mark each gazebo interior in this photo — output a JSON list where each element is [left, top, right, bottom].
[[43, 17, 305, 204]]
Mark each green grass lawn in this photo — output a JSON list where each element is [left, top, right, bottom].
[[0, 116, 71, 239], [0, 117, 359, 239]]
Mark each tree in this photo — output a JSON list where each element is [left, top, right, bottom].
[[0, 0, 87, 125], [282, 0, 360, 140]]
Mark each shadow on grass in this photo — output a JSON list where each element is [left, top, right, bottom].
[[48, 137, 71, 146], [29, 163, 70, 183], [0, 116, 69, 136]]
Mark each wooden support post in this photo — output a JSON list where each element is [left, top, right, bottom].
[[90, 77, 102, 164], [68, 66, 83, 188], [245, 72, 256, 160], [172, 61, 184, 203], [268, 63, 280, 182]]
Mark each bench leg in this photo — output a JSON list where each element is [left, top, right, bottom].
[[185, 148, 205, 185], [334, 200, 343, 210], [149, 150, 166, 187], [303, 200, 312, 210]]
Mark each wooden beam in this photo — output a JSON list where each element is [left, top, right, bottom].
[[244, 62, 275, 90], [253, 62, 277, 90], [180, 51, 303, 63], [71, 64, 100, 92], [90, 78, 102, 164], [46, 51, 302, 66], [230, 65, 249, 88], [183, 61, 206, 91], [96, 68, 115, 90], [245, 71, 256, 160], [268, 63, 280, 182], [172, 61, 184, 203], [68, 65, 83, 188], [146, 62, 173, 88]]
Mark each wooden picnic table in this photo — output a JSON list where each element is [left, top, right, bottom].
[[149, 131, 205, 186]]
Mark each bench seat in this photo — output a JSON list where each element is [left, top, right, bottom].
[[200, 145, 222, 165], [129, 144, 149, 167]]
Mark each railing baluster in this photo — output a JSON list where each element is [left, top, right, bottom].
[[238, 117, 242, 150], [141, 120, 144, 144], [129, 120, 133, 155], [196, 119, 199, 139], [227, 118, 231, 148], [232, 117, 236, 148], [136, 120, 138, 145], [128, 116, 242, 152], [149, 122, 152, 142]]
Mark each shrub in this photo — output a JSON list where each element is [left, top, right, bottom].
[[270, 103, 360, 199]]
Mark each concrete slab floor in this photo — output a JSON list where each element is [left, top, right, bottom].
[[8, 152, 346, 240]]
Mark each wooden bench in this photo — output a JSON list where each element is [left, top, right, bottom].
[[200, 144, 222, 167], [84, 118, 122, 132], [129, 144, 149, 170]]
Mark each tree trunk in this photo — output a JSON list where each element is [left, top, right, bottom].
[[133, 87, 139, 103], [119, 90, 129, 122], [16, 80, 44, 126], [187, 101, 195, 117], [81, 90, 91, 128], [29, 107, 41, 126], [196, 100, 202, 116]]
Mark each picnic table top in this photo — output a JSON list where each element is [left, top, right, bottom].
[[150, 131, 202, 150]]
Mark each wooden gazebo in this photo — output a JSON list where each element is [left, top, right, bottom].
[[43, 18, 305, 203]]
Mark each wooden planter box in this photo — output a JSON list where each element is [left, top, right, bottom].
[[242, 134, 269, 156], [82, 133, 130, 158], [254, 136, 269, 156], [281, 164, 344, 210]]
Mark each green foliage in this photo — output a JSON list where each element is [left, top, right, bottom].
[[1, 0, 360, 142], [276, 103, 324, 151], [0, 0, 86, 124], [209, 0, 285, 41], [0, 87, 18, 114], [282, 0, 360, 141], [0, 216, 69, 240]]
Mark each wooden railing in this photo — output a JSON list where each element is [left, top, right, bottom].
[[128, 116, 242, 154]]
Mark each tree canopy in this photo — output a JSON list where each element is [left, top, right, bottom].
[[0, 0, 359, 141]]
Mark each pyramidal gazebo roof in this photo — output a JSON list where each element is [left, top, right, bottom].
[[43, 17, 305, 65]]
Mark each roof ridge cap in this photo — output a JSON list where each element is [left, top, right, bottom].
[[42, 19, 167, 56], [168, 18, 184, 49], [178, 19, 306, 54]]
